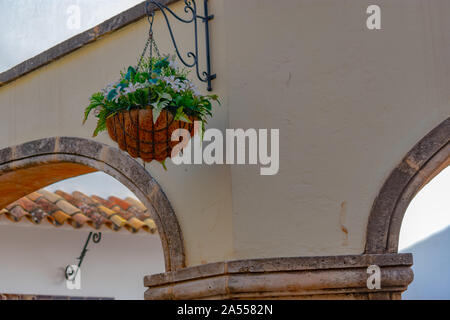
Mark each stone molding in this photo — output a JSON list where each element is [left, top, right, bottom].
[[144, 254, 413, 300], [365, 117, 450, 254], [0, 137, 185, 271]]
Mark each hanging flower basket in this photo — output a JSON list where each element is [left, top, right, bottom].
[[83, 12, 219, 167], [106, 109, 196, 162]]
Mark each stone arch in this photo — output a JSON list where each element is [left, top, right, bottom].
[[0, 137, 185, 271], [365, 118, 450, 254]]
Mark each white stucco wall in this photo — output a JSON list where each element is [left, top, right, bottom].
[[0, 0, 449, 266], [0, 222, 164, 299], [224, 0, 450, 259]]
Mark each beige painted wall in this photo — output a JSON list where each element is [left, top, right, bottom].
[[1, 0, 449, 266], [224, 0, 450, 259]]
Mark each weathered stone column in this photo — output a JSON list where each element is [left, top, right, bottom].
[[144, 253, 413, 300]]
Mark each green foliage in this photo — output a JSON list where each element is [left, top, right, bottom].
[[84, 55, 219, 137]]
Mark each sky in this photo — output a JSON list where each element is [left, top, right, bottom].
[[1, 0, 449, 250], [45, 172, 138, 200], [399, 166, 450, 251], [0, 0, 143, 72]]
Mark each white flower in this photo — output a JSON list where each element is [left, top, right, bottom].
[[192, 88, 201, 97], [101, 80, 120, 95], [161, 76, 182, 92], [185, 81, 201, 97], [160, 75, 201, 97], [123, 86, 136, 95], [122, 81, 150, 95], [169, 59, 179, 70]]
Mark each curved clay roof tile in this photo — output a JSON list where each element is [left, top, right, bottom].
[[1, 190, 157, 234]]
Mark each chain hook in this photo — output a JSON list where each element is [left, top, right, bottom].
[[137, 1, 161, 73], [146, 1, 155, 36]]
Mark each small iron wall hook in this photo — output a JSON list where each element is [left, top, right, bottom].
[[145, 0, 216, 91]]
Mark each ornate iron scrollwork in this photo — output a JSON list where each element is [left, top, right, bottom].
[[147, 0, 216, 91]]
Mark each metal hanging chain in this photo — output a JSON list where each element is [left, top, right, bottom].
[[137, 4, 162, 73], [148, 9, 161, 60]]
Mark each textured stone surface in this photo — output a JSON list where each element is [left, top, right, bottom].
[[0, 0, 179, 87], [0, 137, 185, 271], [365, 118, 450, 253], [144, 253, 414, 300], [144, 261, 226, 287]]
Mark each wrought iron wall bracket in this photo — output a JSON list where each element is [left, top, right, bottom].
[[147, 0, 216, 91], [65, 232, 102, 281]]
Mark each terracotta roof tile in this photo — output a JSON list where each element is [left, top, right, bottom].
[[38, 189, 64, 203], [33, 197, 60, 214], [26, 207, 48, 224], [110, 214, 128, 228], [54, 199, 81, 215], [1, 190, 156, 234], [51, 210, 73, 226], [26, 192, 43, 202], [96, 205, 116, 218], [7, 197, 38, 212], [142, 218, 157, 232], [90, 195, 108, 206], [3, 206, 28, 222], [115, 208, 135, 221], [131, 208, 151, 221], [70, 212, 93, 228], [55, 190, 83, 208], [126, 217, 148, 231], [92, 195, 146, 222], [72, 191, 97, 205], [108, 196, 131, 211], [92, 196, 118, 211], [124, 197, 147, 211]]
